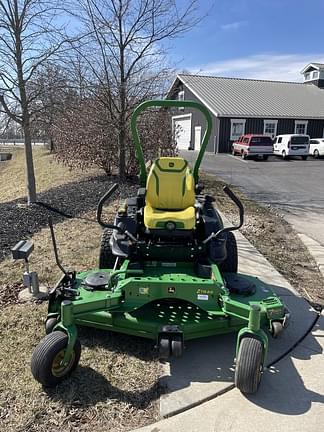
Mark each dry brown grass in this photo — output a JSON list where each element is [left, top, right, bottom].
[[0, 146, 99, 204], [0, 303, 160, 432], [0, 209, 111, 286], [0, 148, 160, 432]]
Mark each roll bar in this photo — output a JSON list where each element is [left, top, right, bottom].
[[130, 99, 213, 186]]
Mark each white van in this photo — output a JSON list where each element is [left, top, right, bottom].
[[273, 134, 310, 160]]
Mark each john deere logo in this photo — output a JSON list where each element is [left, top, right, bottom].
[[169, 162, 174, 167], [168, 287, 176, 294], [139, 287, 149, 295]]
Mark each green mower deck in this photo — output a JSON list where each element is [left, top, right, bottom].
[[48, 262, 285, 343]]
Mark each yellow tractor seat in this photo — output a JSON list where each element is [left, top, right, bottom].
[[144, 157, 196, 230]]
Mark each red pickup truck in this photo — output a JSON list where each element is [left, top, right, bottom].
[[232, 134, 273, 160]]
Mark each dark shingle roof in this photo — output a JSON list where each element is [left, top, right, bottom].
[[177, 74, 324, 119]]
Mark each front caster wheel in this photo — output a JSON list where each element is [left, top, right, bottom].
[[235, 337, 264, 394], [271, 321, 284, 338], [31, 331, 81, 387], [158, 337, 170, 359], [171, 335, 183, 358]]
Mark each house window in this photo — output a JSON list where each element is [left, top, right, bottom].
[[294, 120, 308, 135], [305, 72, 311, 80], [263, 120, 278, 138], [178, 90, 184, 111], [178, 90, 184, 101], [313, 71, 319, 79], [230, 119, 246, 140]]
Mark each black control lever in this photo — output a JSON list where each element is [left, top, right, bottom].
[[97, 183, 119, 229], [223, 185, 244, 229], [96, 183, 138, 243], [203, 186, 244, 244], [48, 217, 73, 280]]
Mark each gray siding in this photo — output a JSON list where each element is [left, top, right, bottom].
[[307, 119, 324, 137], [218, 118, 231, 152], [305, 79, 324, 89]]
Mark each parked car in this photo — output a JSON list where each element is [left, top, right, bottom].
[[232, 134, 273, 160], [309, 138, 324, 158], [273, 134, 310, 160]]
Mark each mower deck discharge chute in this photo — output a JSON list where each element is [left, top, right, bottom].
[[31, 100, 288, 394]]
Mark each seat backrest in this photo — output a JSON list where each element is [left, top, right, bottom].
[[146, 157, 195, 210]]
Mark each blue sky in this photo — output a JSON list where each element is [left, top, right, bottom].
[[169, 0, 324, 81]]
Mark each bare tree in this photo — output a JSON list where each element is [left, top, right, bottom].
[[0, 0, 72, 204], [73, 0, 200, 180], [29, 63, 71, 151], [52, 95, 177, 176]]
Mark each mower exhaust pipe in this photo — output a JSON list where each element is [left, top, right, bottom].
[[203, 186, 244, 244]]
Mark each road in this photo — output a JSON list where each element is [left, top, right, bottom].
[[182, 150, 324, 246]]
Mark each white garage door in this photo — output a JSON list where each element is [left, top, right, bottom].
[[173, 115, 191, 150]]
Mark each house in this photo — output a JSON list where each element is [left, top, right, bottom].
[[167, 63, 324, 153]]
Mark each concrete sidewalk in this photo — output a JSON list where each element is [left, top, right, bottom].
[[298, 232, 324, 279], [134, 224, 323, 431], [135, 312, 323, 432]]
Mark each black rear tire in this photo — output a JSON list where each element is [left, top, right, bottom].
[[219, 231, 238, 273], [301, 155, 308, 161], [99, 229, 116, 269], [31, 331, 81, 387], [262, 155, 269, 160], [235, 337, 263, 394]]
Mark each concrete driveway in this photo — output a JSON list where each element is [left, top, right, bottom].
[[183, 150, 324, 247]]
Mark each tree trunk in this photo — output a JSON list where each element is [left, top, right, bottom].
[[118, 113, 126, 180], [49, 137, 54, 153], [23, 116, 37, 204], [14, 8, 37, 205], [118, 7, 126, 181]]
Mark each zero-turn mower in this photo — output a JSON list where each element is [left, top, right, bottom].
[[30, 100, 289, 394]]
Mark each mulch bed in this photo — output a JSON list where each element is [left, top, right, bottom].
[[0, 175, 139, 262]]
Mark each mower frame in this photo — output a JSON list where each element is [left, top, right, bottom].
[[31, 99, 288, 394]]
